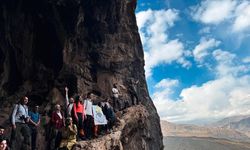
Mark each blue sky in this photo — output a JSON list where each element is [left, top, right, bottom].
[[136, 0, 250, 124]]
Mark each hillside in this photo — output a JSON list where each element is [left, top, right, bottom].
[[211, 115, 250, 137], [162, 119, 250, 150], [161, 120, 250, 142], [211, 115, 250, 127]]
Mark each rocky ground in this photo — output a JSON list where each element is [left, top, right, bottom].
[[73, 105, 150, 150]]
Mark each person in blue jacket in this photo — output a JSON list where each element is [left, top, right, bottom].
[[28, 105, 40, 150]]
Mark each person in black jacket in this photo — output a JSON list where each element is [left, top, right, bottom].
[[103, 99, 116, 132]]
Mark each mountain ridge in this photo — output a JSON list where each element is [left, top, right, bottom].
[[161, 119, 250, 142]]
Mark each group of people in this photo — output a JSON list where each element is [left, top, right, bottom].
[[0, 80, 140, 150], [112, 80, 140, 112], [4, 88, 118, 150], [10, 96, 39, 150], [51, 88, 116, 150]]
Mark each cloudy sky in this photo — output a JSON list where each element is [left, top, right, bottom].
[[136, 0, 250, 124]]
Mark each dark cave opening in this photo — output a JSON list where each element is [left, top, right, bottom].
[[28, 94, 44, 107], [3, 46, 23, 95], [61, 74, 78, 96], [0, 47, 4, 74], [33, 17, 63, 76]]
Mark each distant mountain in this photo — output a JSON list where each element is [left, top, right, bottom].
[[211, 115, 250, 128], [211, 115, 250, 137], [161, 120, 250, 142], [162, 117, 250, 150], [229, 117, 250, 130]]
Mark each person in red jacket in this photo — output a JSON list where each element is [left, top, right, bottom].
[[50, 104, 64, 150], [73, 95, 85, 140]]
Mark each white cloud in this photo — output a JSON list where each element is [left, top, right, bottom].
[[213, 49, 236, 63], [181, 75, 250, 122], [155, 78, 179, 89], [193, 38, 221, 63], [213, 49, 250, 77], [199, 27, 211, 34], [136, 9, 191, 78], [233, 1, 250, 32], [191, 0, 236, 24], [153, 50, 250, 124], [154, 75, 250, 124], [177, 57, 192, 68], [213, 49, 235, 76], [152, 78, 184, 118], [191, 0, 250, 33], [145, 39, 185, 77], [243, 56, 250, 63], [136, 9, 153, 30]]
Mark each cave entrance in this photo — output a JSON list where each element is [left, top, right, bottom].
[[64, 74, 78, 96], [34, 18, 63, 75]]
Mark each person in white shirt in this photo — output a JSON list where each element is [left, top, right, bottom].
[[84, 93, 94, 139], [65, 87, 74, 117], [10, 96, 31, 150], [112, 83, 121, 112]]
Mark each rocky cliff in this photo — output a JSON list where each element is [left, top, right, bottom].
[[0, 0, 163, 149]]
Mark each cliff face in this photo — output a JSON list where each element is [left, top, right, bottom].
[[0, 0, 163, 149]]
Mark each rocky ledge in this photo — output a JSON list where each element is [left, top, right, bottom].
[[74, 105, 152, 150]]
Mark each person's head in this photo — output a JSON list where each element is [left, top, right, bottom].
[[20, 96, 28, 105], [55, 104, 61, 111], [90, 93, 95, 99], [75, 95, 81, 103], [98, 102, 104, 107], [87, 92, 95, 100], [75, 95, 82, 107], [0, 139, 7, 150], [34, 105, 39, 113], [79, 95, 83, 102], [113, 83, 117, 88], [69, 97, 74, 103], [65, 117, 73, 126], [87, 93, 91, 99], [0, 126, 4, 135]]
